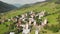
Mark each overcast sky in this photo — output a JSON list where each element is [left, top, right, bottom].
[[0, 0, 46, 5]]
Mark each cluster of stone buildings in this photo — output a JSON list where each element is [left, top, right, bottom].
[[14, 10, 47, 34], [0, 10, 48, 34]]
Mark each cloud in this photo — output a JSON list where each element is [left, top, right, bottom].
[[0, 0, 45, 4]]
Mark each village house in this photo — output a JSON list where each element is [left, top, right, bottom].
[[16, 18, 22, 27], [38, 11, 45, 19], [35, 24, 41, 34], [25, 13, 28, 17], [33, 20, 36, 26], [19, 23, 30, 34], [10, 32, 15, 34], [8, 18, 11, 22], [43, 18, 47, 25], [29, 11, 34, 15], [21, 14, 25, 19], [29, 18, 35, 25], [41, 18, 47, 26], [1, 19, 5, 23], [22, 28, 30, 34]]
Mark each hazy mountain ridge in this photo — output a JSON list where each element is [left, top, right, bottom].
[[13, 4, 22, 7], [0, 0, 60, 13], [0, 1, 17, 13]]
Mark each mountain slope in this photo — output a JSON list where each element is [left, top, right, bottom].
[[0, 1, 17, 13]]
